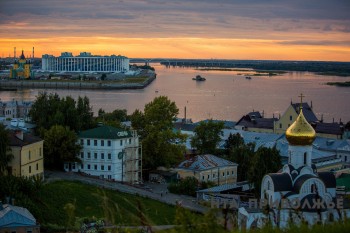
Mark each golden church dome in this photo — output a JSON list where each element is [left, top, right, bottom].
[[286, 109, 316, 146]]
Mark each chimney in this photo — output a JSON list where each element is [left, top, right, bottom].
[[15, 130, 24, 141], [32, 47, 34, 59], [184, 106, 187, 123], [14, 47, 16, 59], [262, 110, 265, 118]]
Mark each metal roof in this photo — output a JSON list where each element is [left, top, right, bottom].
[[78, 125, 132, 139], [177, 154, 237, 171], [291, 102, 318, 122], [268, 173, 293, 192], [0, 204, 37, 228]]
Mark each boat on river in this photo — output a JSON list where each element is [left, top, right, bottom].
[[193, 75, 206, 81]]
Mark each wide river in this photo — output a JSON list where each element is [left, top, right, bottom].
[[1, 63, 350, 123]]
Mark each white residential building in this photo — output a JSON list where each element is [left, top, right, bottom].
[[64, 125, 141, 184]]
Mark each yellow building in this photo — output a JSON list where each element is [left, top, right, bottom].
[[274, 102, 318, 134], [176, 154, 238, 185], [7, 130, 44, 179], [10, 50, 34, 79]]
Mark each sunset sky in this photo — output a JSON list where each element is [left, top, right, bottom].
[[1, 0, 350, 61]]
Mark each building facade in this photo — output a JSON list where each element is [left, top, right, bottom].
[[64, 126, 141, 184], [10, 50, 34, 79], [0, 100, 32, 119], [7, 130, 44, 179], [42, 52, 129, 73], [176, 154, 238, 185]]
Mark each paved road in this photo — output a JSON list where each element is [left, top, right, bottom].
[[45, 171, 208, 214]]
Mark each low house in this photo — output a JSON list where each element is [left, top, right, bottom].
[[0, 202, 40, 233], [7, 130, 44, 179], [236, 111, 276, 133], [65, 125, 142, 184], [176, 154, 238, 185]]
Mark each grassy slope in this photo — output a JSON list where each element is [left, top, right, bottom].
[[39, 180, 176, 227]]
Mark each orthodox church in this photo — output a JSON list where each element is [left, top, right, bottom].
[[239, 97, 349, 229], [10, 50, 34, 79]]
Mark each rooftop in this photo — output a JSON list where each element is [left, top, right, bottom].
[[177, 154, 237, 171], [79, 125, 133, 139]]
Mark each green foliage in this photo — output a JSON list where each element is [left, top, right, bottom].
[[29, 92, 95, 134], [43, 125, 82, 169], [225, 133, 255, 182], [174, 207, 224, 233], [191, 120, 224, 154], [131, 96, 187, 170], [168, 177, 199, 197], [96, 108, 129, 128], [0, 175, 44, 222], [248, 146, 282, 196], [0, 124, 13, 175], [39, 181, 176, 227]]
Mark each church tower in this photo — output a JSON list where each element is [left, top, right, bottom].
[[285, 94, 316, 169]]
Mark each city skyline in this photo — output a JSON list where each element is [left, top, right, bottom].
[[1, 0, 350, 61]]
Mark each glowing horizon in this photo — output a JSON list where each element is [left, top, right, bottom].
[[1, 0, 350, 61]]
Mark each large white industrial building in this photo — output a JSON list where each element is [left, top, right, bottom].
[[42, 52, 129, 72]]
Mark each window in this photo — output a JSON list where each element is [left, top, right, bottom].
[[290, 115, 292, 121], [120, 140, 123, 146], [87, 152, 91, 159], [108, 165, 111, 171], [108, 175, 112, 179], [81, 164, 84, 169], [87, 139, 90, 146], [101, 140, 104, 146], [213, 173, 215, 178], [202, 175, 205, 180], [94, 140, 97, 146], [222, 172, 225, 177], [28, 151, 31, 160], [208, 174, 210, 179], [101, 153, 104, 159], [279, 123, 282, 129], [81, 152, 84, 159], [80, 139, 84, 145], [227, 171, 229, 176], [36, 163, 39, 170], [232, 171, 234, 175], [129, 138, 132, 144], [304, 152, 307, 165], [29, 166, 31, 173], [108, 153, 111, 159], [72, 164, 75, 169], [101, 165, 105, 170], [94, 153, 97, 159], [108, 140, 111, 146], [94, 165, 97, 170], [87, 164, 91, 169]]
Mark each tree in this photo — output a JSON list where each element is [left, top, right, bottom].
[[29, 92, 95, 134], [225, 133, 254, 182], [43, 125, 81, 169], [248, 146, 282, 196], [0, 125, 13, 175], [131, 96, 187, 171], [191, 120, 224, 154]]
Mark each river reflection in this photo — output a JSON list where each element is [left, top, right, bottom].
[[1, 63, 350, 122]]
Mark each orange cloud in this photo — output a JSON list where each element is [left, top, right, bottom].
[[0, 37, 350, 61]]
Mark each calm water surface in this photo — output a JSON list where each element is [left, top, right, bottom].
[[1, 63, 350, 122]]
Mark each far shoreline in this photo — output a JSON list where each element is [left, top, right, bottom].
[[0, 75, 156, 91]]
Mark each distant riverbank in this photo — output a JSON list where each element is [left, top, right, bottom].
[[326, 81, 350, 87], [0, 75, 156, 90]]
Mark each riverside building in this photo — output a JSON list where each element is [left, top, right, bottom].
[[41, 52, 129, 72]]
